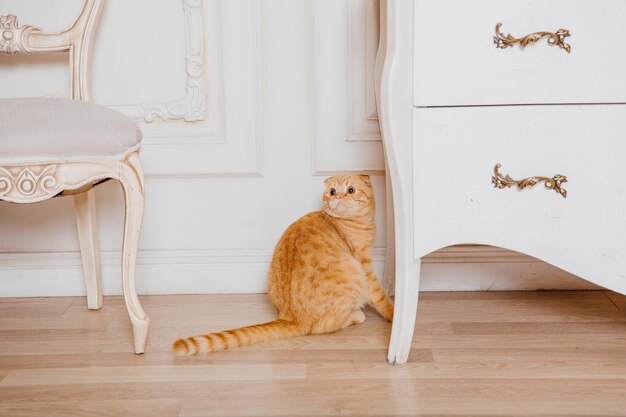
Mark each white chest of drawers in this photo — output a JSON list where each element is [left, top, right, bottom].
[[376, 0, 626, 365]]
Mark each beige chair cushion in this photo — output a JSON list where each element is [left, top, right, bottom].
[[0, 97, 142, 163]]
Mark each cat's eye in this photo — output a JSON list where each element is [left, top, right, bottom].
[[329, 188, 336, 196], [347, 187, 355, 194]]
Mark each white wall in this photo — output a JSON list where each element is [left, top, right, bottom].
[[0, 0, 593, 297]]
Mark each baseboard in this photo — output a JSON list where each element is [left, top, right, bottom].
[[0, 246, 596, 297]]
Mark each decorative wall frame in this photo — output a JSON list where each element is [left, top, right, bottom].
[[311, 0, 384, 174], [351, 0, 381, 140], [100, 0, 262, 178], [110, 0, 206, 123]]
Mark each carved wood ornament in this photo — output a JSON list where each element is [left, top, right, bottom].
[[0, 14, 40, 54], [0, 0, 150, 354]]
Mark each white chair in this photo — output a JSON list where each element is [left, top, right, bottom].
[[0, 0, 149, 353]]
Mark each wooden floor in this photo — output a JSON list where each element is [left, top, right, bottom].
[[1, 291, 626, 416]]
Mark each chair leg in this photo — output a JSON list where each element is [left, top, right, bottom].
[[119, 153, 149, 354], [387, 257, 420, 365], [74, 190, 103, 310]]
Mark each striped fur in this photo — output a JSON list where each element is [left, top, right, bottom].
[[172, 175, 394, 355], [172, 320, 305, 355]]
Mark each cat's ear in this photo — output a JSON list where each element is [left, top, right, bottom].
[[324, 176, 335, 186], [358, 174, 371, 187]]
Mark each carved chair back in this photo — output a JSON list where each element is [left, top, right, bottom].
[[0, 0, 104, 101]]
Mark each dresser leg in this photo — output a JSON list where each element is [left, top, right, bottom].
[[383, 170, 396, 293], [387, 258, 420, 365]]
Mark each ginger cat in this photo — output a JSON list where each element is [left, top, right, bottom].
[[172, 174, 394, 355]]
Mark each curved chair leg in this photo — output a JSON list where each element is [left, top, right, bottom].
[[119, 152, 149, 354], [387, 257, 420, 365], [74, 190, 103, 310]]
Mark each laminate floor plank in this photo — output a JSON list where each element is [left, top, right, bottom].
[[0, 328, 106, 342], [307, 360, 626, 380], [0, 348, 433, 371], [0, 315, 112, 331], [605, 290, 626, 310], [415, 304, 625, 324], [177, 379, 626, 417], [420, 291, 610, 301], [0, 399, 182, 417], [0, 297, 76, 309], [432, 347, 626, 363], [1, 291, 626, 417], [0, 305, 72, 319], [1, 364, 306, 386], [450, 321, 626, 334], [2, 378, 625, 414]]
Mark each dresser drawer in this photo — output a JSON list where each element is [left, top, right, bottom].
[[414, 0, 626, 106], [412, 105, 626, 292]]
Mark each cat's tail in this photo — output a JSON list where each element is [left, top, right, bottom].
[[172, 320, 306, 356]]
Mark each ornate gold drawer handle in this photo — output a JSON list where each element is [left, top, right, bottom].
[[492, 163, 568, 198], [493, 23, 571, 53]]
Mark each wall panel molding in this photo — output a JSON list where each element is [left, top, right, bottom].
[[110, 0, 207, 124], [58, 0, 264, 178], [126, 0, 263, 178], [365, 0, 380, 122], [310, 0, 384, 175], [348, 0, 381, 141]]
